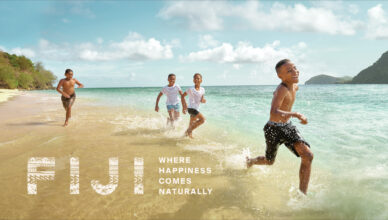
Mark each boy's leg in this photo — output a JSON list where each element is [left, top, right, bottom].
[[167, 109, 174, 125], [61, 98, 68, 125], [63, 106, 70, 126], [68, 97, 75, 118], [246, 156, 274, 168], [65, 107, 71, 125], [64, 98, 75, 126], [188, 113, 205, 132], [173, 110, 180, 121], [294, 142, 313, 194], [185, 116, 196, 138], [186, 113, 205, 138], [247, 127, 279, 168]]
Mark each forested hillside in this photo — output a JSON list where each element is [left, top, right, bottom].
[[0, 51, 56, 89]]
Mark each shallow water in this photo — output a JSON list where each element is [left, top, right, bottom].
[[0, 85, 387, 219]]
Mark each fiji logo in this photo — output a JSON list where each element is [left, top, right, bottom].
[[27, 157, 144, 195]]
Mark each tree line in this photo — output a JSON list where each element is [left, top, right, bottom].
[[0, 51, 56, 89]]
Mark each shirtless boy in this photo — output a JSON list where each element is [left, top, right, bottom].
[[155, 73, 183, 126], [246, 59, 313, 194], [182, 73, 206, 138], [56, 69, 84, 127]]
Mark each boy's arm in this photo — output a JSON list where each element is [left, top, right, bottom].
[[181, 91, 187, 114], [270, 86, 307, 124], [201, 88, 206, 103], [155, 92, 163, 112], [200, 95, 206, 103], [74, 78, 84, 88], [56, 79, 69, 98]]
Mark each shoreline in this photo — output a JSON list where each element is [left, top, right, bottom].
[[0, 89, 20, 103]]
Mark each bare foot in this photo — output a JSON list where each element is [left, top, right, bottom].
[[185, 129, 193, 139], [246, 156, 253, 168], [63, 121, 68, 127], [169, 120, 175, 129]]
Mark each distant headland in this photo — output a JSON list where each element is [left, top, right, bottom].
[[0, 51, 56, 90], [305, 51, 388, 84]]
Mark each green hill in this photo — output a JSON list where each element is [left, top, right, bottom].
[[305, 75, 352, 85], [0, 51, 56, 89], [351, 51, 388, 84]]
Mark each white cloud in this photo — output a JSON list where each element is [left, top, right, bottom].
[[158, 1, 227, 31], [311, 1, 344, 11], [0, 46, 36, 58], [125, 32, 143, 40], [62, 18, 70, 23], [159, 1, 360, 35], [3, 33, 174, 62], [96, 37, 103, 44], [10, 48, 36, 58], [110, 34, 173, 61], [182, 39, 307, 65], [38, 39, 72, 61], [70, 2, 95, 19], [253, 3, 359, 35], [30, 33, 174, 62], [349, 4, 359, 15], [297, 42, 307, 49], [78, 33, 173, 61], [198, 35, 220, 49], [168, 39, 181, 48], [366, 4, 388, 39]]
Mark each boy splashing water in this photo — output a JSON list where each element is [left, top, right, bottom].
[[246, 59, 313, 194], [56, 69, 84, 127], [182, 73, 206, 138], [155, 73, 184, 127]]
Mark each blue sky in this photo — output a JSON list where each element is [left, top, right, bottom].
[[1, 0, 387, 87]]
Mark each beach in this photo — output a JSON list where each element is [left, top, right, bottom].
[[0, 85, 387, 220], [0, 89, 20, 103]]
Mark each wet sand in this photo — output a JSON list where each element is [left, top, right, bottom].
[[0, 89, 20, 103], [0, 92, 331, 220]]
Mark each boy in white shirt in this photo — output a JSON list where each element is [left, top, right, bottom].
[[155, 73, 184, 126], [182, 73, 206, 138]]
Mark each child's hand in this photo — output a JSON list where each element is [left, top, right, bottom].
[[201, 98, 206, 103], [63, 93, 70, 98], [155, 106, 159, 112], [182, 108, 187, 114], [295, 113, 308, 124]]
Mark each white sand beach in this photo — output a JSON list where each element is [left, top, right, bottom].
[[0, 89, 20, 103]]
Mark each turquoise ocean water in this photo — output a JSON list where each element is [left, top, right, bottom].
[[38, 85, 388, 219]]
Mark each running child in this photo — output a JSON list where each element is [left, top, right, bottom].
[[246, 59, 313, 194], [56, 69, 84, 127], [182, 73, 206, 138], [155, 73, 183, 126]]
